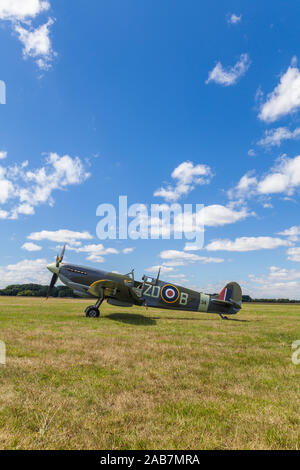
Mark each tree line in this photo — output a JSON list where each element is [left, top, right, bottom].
[[242, 295, 300, 303], [0, 286, 298, 302], [0, 284, 77, 298]]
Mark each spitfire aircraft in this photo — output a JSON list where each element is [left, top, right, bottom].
[[47, 245, 242, 320]]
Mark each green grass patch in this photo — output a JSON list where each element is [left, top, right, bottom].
[[0, 298, 299, 449]]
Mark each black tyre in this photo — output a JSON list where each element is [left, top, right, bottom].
[[85, 306, 100, 318]]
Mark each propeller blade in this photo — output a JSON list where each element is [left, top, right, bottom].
[[46, 273, 58, 299], [47, 243, 65, 299], [60, 243, 66, 260], [56, 243, 66, 267]]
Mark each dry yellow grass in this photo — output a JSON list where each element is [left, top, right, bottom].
[[0, 297, 299, 449]]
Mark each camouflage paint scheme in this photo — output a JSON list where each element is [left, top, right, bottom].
[[53, 263, 242, 317]]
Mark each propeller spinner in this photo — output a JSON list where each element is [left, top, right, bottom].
[[46, 243, 66, 299]]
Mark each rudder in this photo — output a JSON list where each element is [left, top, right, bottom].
[[218, 282, 242, 307]]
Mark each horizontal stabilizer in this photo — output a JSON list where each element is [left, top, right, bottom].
[[212, 298, 241, 310]]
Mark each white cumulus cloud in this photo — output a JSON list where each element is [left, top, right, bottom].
[[0, 209, 9, 219], [257, 155, 300, 195], [229, 154, 300, 201], [227, 13, 242, 24], [22, 242, 42, 251], [0, 152, 90, 219], [206, 236, 291, 252], [259, 59, 300, 122], [28, 229, 93, 244], [67, 243, 119, 263], [0, 151, 7, 160], [0, 0, 49, 21], [258, 127, 300, 147], [0, 167, 14, 205], [267, 266, 300, 280], [0, 258, 50, 288], [247, 264, 300, 299], [15, 18, 55, 70], [287, 246, 300, 262], [196, 204, 249, 227], [160, 250, 224, 264], [123, 248, 134, 254], [0, 0, 55, 70], [145, 265, 175, 274], [154, 161, 213, 202], [206, 53, 250, 86], [277, 226, 300, 242], [176, 205, 251, 249], [247, 266, 300, 299]]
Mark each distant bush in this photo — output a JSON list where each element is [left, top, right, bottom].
[[57, 287, 75, 297], [0, 284, 78, 298], [17, 290, 35, 297], [252, 298, 294, 303]]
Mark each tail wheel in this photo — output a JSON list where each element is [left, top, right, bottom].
[[85, 306, 100, 318]]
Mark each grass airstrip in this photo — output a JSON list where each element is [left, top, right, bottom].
[[0, 297, 299, 450]]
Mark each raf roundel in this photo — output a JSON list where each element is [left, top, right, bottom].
[[161, 284, 180, 303]]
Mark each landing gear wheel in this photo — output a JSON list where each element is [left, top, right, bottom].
[[85, 306, 100, 318]]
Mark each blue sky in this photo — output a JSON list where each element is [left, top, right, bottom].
[[1, 0, 300, 297]]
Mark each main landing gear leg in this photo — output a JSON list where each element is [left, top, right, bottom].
[[219, 313, 229, 320], [85, 295, 104, 318]]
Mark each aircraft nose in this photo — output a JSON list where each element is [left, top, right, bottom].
[[47, 263, 59, 275]]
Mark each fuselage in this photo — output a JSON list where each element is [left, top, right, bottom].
[[51, 263, 241, 316]]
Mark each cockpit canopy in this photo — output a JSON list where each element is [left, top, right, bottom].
[[142, 275, 158, 285]]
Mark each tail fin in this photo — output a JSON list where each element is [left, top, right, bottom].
[[218, 282, 242, 308], [211, 282, 242, 314]]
